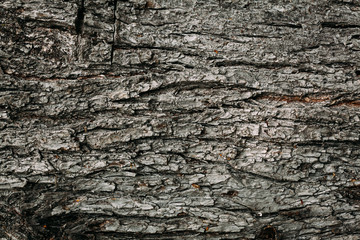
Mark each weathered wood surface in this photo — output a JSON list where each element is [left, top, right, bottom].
[[1, 0, 360, 239]]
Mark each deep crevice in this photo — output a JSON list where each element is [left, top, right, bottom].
[[111, 0, 117, 65], [110, 44, 114, 65], [21, 18, 72, 32], [75, 0, 85, 35], [268, 22, 302, 29], [113, 44, 177, 52], [214, 60, 292, 69], [321, 22, 360, 29], [332, 0, 360, 7]]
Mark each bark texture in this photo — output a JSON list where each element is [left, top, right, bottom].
[[1, 0, 360, 239]]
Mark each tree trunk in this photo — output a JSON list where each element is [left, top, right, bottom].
[[1, 0, 360, 239]]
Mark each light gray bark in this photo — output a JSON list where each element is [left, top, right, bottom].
[[1, 0, 360, 239]]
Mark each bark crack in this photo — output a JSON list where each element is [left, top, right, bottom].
[[75, 0, 85, 35]]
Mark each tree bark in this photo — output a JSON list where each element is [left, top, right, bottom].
[[1, 0, 360, 239]]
